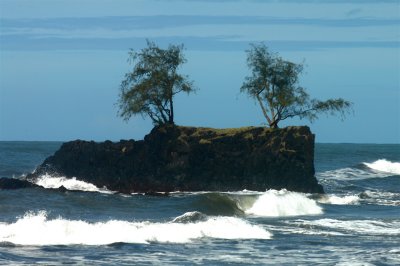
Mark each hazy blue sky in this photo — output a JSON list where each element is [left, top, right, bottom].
[[0, 0, 399, 143]]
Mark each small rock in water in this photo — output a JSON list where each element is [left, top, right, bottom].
[[57, 185, 68, 193]]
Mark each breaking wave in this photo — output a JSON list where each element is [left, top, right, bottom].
[[34, 174, 112, 194], [191, 190, 323, 217], [0, 211, 272, 246], [317, 159, 400, 181], [244, 189, 323, 217], [315, 191, 400, 206], [363, 159, 400, 175]]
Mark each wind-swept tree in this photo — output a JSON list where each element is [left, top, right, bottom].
[[118, 40, 195, 125], [241, 43, 352, 128]]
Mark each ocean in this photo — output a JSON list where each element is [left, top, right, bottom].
[[0, 142, 399, 265]]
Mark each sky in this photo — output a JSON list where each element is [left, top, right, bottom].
[[0, 0, 399, 143]]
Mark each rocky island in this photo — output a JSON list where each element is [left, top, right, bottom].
[[2, 42, 354, 194], [25, 125, 324, 194]]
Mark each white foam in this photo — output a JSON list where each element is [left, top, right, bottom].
[[0, 211, 272, 246], [269, 223, 346, 236], [34, 174, 112, 194], [168, 190, 263, 196], [317, 167, 390, 180], [223, 190, 264, 195], [244, 189, 323, 217], [360, 190, 400, 206], [317, 194, 359, 205], [364, 159, 400, 175], [297, 218, 400, 236], [319, 159, 400, 181]]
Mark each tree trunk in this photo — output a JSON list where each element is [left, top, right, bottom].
[[168, 96, 174, 124], [256, 94, 272, 126], [269, 120, 279, 129]]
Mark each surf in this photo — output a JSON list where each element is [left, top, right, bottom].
[[244, 189, 323, 217], [0, 211, 272, 246], [189, 189, 323, 217], [317, 159, 400, 181], [363, 159, 400, 175], [33, 174, 112, 194], [295, 218, 400, 236], [316, 194, 359, 205]]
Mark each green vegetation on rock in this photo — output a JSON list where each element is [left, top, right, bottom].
[[117, 41, 352, 130], [241, 43, 352, 128], [118, 40, 195, 126]]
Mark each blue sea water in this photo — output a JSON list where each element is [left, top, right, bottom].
[[0, 142, 399, 265]]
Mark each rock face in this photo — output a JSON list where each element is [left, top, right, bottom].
[[0, 177, 39, 189], [27, 125, 324, 194]]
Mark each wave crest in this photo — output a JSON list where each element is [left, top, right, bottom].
[[192, 190, 323, 217], [317, 194, 359, 205], [0, 211, 272, 246], [363, 159, 400, 175], [317, 159, 400, 181], [244, 189, 323, 217], [34, 174, 112, 193]]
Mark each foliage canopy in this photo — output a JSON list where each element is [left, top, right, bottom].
[[118, 41, 194, 125], [241, 43, 352, 128]]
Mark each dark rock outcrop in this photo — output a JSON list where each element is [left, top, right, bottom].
[[0, 177, 39, 189], [27, 125, 324, 194], [0, 178, 82, 194]]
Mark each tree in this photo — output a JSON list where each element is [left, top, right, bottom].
[[118, 40, 194, 125], [241, 43, 352, 128]]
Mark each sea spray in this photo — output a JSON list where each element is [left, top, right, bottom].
[[0, 211, 272, 245], [244, 189, 323, 217], [34, 174, 112, 193]]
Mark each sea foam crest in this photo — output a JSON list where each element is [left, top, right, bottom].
[[317, 168, 383, 180], [317, 160, 400, 181], [296, 218, 400, 236], [359, 190, 400, 206], [244, 189, 323, 217], [363, 159, 400, 175], [317, 194, 359, 205], [0, 211, 272, 246], [34, 174, 111, 193]]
